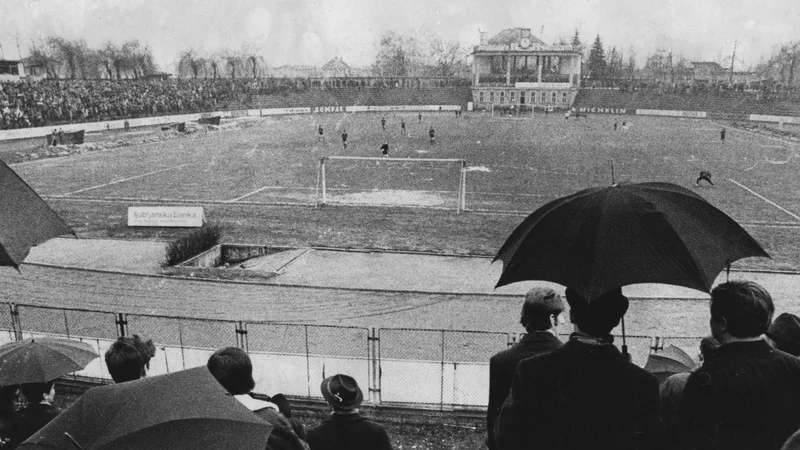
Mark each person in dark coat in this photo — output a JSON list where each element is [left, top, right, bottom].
[[487, 287, 565, 450], [10, 381, 61, 448], [207, 347, 308, 450], [766, 312, 800, 356], [674, 281, 800, 450], [660, 336, 720, 427], [306, 374, 392, 450], [494, 288, 661, 450], [0, 386, 17, 447]]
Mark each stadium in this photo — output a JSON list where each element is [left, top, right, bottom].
[[2, 8, 800, 449]]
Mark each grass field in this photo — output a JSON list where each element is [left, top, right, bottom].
[[6, 110, 800, 270]]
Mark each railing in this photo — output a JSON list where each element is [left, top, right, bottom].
[[0, 302, 703, 410]]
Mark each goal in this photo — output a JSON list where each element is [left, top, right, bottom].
[[490, 104, 535, 119], [316, 156, 468, 213]]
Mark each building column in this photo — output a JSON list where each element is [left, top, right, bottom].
[[537, 55, 543, 83], [506, 55, 512, 85]]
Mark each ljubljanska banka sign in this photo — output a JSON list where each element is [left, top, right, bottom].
[[128, 207, 204, 227]]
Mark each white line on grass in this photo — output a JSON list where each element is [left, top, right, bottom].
[[59, 164, 192, 196], [728, 178, 800, 222]]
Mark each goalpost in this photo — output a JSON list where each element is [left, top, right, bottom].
[[490, 104, 535, 119], [316, 156, 468, 213]]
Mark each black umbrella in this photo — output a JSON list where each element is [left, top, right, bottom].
[[0, 160, 74, 267], [0, 337, 98, 385], [495, 182, 769, 301], [19, 366, 272, 450]]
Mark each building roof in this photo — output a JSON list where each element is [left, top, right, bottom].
[[488, 28, 546, 46], [320, 56, 351, 73]]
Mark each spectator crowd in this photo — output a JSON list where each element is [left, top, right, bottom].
[[2, 279, 800, 449], [488, 281, 800, 450], [0, 78, 242, 130]]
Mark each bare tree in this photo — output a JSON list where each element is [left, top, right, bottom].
[[425, 37, 468, 77]]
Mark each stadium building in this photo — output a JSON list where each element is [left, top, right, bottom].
[[470, 28, 582, 110]]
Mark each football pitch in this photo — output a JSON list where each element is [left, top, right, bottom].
[[10, 110, 800, 269]]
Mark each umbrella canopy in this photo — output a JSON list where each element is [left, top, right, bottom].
[[0, 338, 98, 385], [644, 344, 696, 376], [0, 159, 74, 268], [19, 366, 272, 450], [495, 182, 769, 301]]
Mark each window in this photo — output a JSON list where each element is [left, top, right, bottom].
[[490, 92, 495, 103], [500, 91, 505, 103], [552, 92, 557, 103], [540, 91, 547, 103], [479, 91, 484, 103], [562, 92, 568, 104], [510, 91, 516, 103], [520, 91, 526, 104]]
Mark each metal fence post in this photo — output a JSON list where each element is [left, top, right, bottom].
[[236, 321, 248, 352], [9, 303, 22, 341], [304, 325, 311, 398], [368, 327, 381, 405], [63, 311, 71, 339], [440, 330, 446, 410], [115, 313, 128, 337], [178, 320, 186, 371]]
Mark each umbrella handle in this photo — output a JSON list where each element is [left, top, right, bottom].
[[65, 432, 85, 450], [621, 316, 629, 360]]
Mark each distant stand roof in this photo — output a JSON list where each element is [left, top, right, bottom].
[[488, 28, 547, 46]]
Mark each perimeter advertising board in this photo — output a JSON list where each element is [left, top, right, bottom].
[[128, 207, 204, 227]]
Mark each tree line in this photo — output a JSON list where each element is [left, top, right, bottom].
[[25, 36, 158, 80], [175, 47, 267, 79]]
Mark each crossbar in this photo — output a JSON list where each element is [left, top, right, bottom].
[[325, 156, 465, 164]]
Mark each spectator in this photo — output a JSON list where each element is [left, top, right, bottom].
[[207, 347, 308, 450], [660, 336, 720, 427], [104, 335, 156, 383], [766, 313, 800, 356], [674, 281, 800, 450], [493, 287, 661, 450], [306, 374, 392, 450], [10, 381, 61, 448], [0, 386, 17, 447], [487, 287, 565, 450]]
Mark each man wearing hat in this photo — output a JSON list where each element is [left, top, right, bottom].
[[306, 374, 392, 450], [494, 287, 660, 450], [766, 312, 800, 357], [487, 287, 565, 450], [674, 281, 800, 450]]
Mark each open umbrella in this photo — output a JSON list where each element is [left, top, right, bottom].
[[19, 366, 272, 450], [0, 160, 74, 268], [0, 338, 98, 385], [644, 344, 696, 383], [495, 182, 769, 301]]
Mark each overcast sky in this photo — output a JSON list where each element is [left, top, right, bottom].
[[0, 0, 798, 73]]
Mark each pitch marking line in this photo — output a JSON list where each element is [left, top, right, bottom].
[[227, 186, 279, 202], [59, 164, 192, 196], [728, 178, 800, 223]]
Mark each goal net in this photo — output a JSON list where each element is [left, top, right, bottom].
[[490, 104, 535, 118], [316, 156, 467, 213]]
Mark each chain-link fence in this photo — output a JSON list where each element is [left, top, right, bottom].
[[0, 302, 711, 409]]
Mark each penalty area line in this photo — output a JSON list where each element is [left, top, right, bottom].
[[728, 178, 800, 223], [58, 164, 192, 196]]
